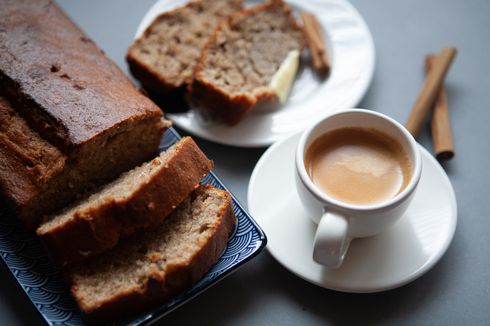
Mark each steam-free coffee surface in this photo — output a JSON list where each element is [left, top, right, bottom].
[[305, 128, 412, 205]]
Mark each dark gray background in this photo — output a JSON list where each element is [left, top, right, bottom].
[[1, 0, 489, 324]]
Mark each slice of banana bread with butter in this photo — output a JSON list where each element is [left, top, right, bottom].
[[190, 0, 304, 125]]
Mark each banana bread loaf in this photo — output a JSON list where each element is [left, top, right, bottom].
[[127, 0, 242, 93], [0, 0, 168, 227], [37, 137, 212, 266], [69, 185, 236, 322], [190, 0, 304, 125]]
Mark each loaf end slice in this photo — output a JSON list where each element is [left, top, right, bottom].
[[37, 137, 212, 266], [69, 185, 236, 321], [127, 0, 243, 93], [190, 0, 304, 125]]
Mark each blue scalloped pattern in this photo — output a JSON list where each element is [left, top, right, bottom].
[[0, 128, 266, 325]]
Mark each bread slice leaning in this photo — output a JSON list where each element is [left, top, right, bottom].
[[37, 137, 212, 266], [127, 0, 242, 93], [69, 185, 236, 322], [190, 0, 304, 125]]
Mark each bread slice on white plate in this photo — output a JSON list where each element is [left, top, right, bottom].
[[127, 0, 243, 93], [190, 0, 305, 125]]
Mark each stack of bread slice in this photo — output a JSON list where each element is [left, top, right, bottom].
[[128, 0, 305, 125], [0, 0, 237, 322], [44, 138, 236, 322], [69, 185, 236, 321], [37, 137, 214, 266]]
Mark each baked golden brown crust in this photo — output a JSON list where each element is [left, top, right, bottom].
[[0, 0, 163, 151], [190, 65, 277, 125], [0, 0, 168, 227], [69, 185, 237, 322], [37, 137, 213, 266], [190, 0, 304, 125]]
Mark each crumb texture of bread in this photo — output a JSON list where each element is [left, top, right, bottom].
[[69, 185, 236, 321], [37, 137, 213, 266], [127, 0, 243, 93], [191, 0, 304, 125], [0, 0, 168, 226]]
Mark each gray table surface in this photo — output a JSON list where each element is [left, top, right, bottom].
[[1, 0, 489, 325]]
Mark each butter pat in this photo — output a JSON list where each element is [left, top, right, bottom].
[[269, 50, 300, 104]]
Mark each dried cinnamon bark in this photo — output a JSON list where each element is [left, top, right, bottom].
[[301, 12, 330, 76], [426, 55, 455, 160], [405, 47, 457, 137]]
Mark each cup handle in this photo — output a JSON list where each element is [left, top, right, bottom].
[[313, 211, 351, 268]]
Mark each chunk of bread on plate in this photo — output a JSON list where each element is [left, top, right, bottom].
[[190, 0, 304, 125], [127, 0, 243, 93]]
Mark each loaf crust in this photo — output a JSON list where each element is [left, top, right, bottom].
[[190, 0, 304, 125], [0, 0, 163, 150], [0, 0, 168, 226], [37, 137, 213, 266], [69, 185, 236, 321], [127, 0, 242, 94]]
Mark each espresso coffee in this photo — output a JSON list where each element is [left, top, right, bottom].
[[304, 127, 412, 205]]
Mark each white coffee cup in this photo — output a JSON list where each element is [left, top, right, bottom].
[[295, 109, 422, 268]]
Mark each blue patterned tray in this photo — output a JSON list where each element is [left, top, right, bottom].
[[0, 127, 267, 325]]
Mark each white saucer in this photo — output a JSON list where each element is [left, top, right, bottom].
[[248, 132, 457, 293], [136, 0, 375, 147]]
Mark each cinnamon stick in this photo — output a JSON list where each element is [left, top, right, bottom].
[[405, 47, 457, 137], [301, 12, 330, 76], [310, 14, 328, 60], [426, 55, 455, 160]]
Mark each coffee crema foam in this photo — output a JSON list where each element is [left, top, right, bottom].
[[305, 127, 412, 205]]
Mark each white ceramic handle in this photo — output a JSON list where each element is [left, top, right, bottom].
[[313, 211, 351, 268]]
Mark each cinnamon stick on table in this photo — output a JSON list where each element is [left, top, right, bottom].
[[426, 55, 455, 160], [301, 12, 330, 76], [405, 47, 457, 137]]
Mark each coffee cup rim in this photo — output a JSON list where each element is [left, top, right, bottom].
[[296, 108, 422, 212]]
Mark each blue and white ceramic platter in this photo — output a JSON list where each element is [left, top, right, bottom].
[[0, 128, 267, 325]]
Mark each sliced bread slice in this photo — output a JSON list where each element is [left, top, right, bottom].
[[69, 185, 236, 321], [127, 0, 243, 93], [190, 0, 304, 125], [37, 137, 212, 266]]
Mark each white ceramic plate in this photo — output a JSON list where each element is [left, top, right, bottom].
[[248, 132, 457, 293], [136, 0, 375, 147]]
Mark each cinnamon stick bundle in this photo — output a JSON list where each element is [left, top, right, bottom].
[[426, 55, 455, 160], [405, 47, 457, 137], [301, 12, 330, 76]]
